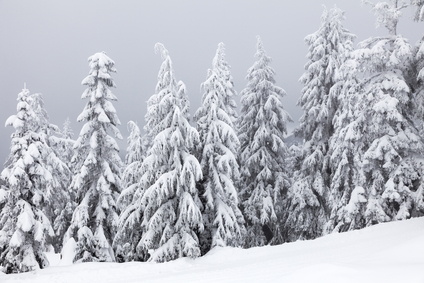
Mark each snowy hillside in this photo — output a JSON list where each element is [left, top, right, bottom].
[[1, 217, 423, 283]]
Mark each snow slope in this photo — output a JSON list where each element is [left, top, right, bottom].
[[1, 217, 423, 283]]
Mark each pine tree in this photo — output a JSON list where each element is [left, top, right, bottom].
[[300, 7, 359, 234], [31, 94, 73, 252], [331, 0, 422, 229], [286, 7, 354, 241], [118, 121, 144, 211], [65, 52, 123, 263], [195, 43, 244, 253], [46, 119, 75, 251], [113, 121, 145, 262], [238, 37, 291, 247], [118, 44, 203, 262], [411, 1, 424, 215], [0, 87, 55, 273], [324, 61, 365, 233]]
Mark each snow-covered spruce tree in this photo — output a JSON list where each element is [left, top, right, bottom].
[[118, 121, 144, 211], [194, 43, 244, 253], [117, 44, 203, 262], [286, 7, 355, 241], [303, 8, 361, 234], [113, 121, 145, 262], [30, 94, 74, 252], [65, 52, 123, 263], [324, 59, 366, 233], [114, 43, 184, 262], [0, 88, 56, 273], [333, 0, 422, 228], [238, 37, 291, 247], [411, 1, 424, 214]]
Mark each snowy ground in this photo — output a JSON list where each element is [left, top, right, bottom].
[[1, 217, 423, 283]]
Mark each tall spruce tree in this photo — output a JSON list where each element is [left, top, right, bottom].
[[286, 7, 354, 241], [238, 37, 291, 247], [117, 44, 203, 262], [30, 94, 74, 251], [195, 43, 245, 253], [324, 60, 364, 233], [410, 0, 424, 215], [65, 52, 123, 263], [303, 7, 359, 234], [0, 88, 60, 273], [330, 0, 423, 230]]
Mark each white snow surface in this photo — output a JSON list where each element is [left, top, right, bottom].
[[1, 217, 424, 282]]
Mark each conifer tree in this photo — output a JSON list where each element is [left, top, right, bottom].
[[286, 7, 355, 240], [118, 121, 144, 211], [65, 52, 123, 263], [330, 0, 423, 230], [118, 44, 203, 262], [238, 37, 291, 247], [36, 95, 74, 252], [0, 88, 56, 273], [410, 1, 424, 215], [195, 43, 244, 253], [113, 121, 145, 262], [324, 61, 364, 233]]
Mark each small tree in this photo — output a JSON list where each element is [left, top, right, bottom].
[[65, 52, 123, 263], [113, 121, 145, 262], [195, 43, 245, 253], [238, 37, 291, 247]]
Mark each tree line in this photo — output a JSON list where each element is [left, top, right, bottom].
[[0, 0, 423, 274]]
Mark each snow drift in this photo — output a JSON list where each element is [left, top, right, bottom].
[[1, 217, 423, 283]]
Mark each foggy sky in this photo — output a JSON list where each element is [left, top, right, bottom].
[[0, 0, 422, 164]]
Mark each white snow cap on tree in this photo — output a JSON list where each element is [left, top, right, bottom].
[[66, 52, 123, 263]]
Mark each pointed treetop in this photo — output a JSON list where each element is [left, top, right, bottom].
[[320, 5, 329, 20], [127, 120, 140, 135], [212, 42, 226, 68], [256, 36, 264, 54], [155, 43, 169, 60]]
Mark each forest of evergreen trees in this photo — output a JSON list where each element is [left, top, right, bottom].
[[0, 0, 424, 274]]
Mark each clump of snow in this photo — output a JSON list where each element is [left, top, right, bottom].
[[59, 237, 77, 266]]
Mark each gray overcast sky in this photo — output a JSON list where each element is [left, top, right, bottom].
[[0, 0, 422, 164]]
